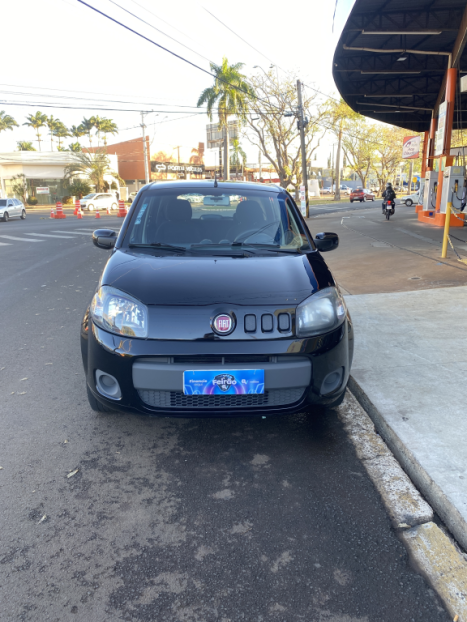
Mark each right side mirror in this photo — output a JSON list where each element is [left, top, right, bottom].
[[92, 229, 117, 249], [314, 232, 339, 252]]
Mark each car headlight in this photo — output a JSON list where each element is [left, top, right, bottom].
[[90, 286, 148, 338], [296, 287, 346, 337]]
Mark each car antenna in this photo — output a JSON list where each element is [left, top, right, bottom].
[[214, 172, 218, 188]]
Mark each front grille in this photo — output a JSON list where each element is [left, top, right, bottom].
[[172, 355, 271, 365], [137, 388, 305, 409]]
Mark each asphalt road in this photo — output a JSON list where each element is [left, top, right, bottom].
[[308, 199, 380, 217], [0, 210, 450, 622]]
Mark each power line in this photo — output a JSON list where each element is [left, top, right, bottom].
[[75, 0, 283, 113], [107, 0, 215, 65]]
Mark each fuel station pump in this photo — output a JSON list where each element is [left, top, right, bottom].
[[422, 170, 439, 211], [439, 166, 466, 213]]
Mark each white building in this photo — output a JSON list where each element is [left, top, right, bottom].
[[0, 151, 119, 205]]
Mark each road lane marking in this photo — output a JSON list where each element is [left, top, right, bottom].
[[0, 235, 43, 242], [50, 230, 91, 236], [25, 233, 77, 239], [0, 242, 12, 246]]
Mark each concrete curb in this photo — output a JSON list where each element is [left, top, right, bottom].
[[339, 390, 467, 621], [348, 375, 467, 552]]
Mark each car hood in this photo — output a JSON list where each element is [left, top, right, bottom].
[[100, 249, 335, 306]]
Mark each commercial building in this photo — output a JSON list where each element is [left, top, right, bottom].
[[0, 151, 119, 205]]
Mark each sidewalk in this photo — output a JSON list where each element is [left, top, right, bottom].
[[345, 286, 467, 550]]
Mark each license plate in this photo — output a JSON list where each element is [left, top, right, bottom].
[[183, 369, 265, 396]]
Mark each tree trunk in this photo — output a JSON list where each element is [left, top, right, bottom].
[[224, 124, 230, 181]]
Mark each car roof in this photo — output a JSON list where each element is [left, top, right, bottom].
[[146, 180, 282, 194]]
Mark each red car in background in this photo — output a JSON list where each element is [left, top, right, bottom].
[[350, 188, 375, 203]]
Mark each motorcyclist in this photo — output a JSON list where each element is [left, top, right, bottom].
[[382, 182, 396, 212]]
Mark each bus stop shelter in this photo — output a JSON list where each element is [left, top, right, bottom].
[[332, 0, 467, 228]]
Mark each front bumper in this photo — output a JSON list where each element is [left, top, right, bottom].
[[81, 311, 353, 417]]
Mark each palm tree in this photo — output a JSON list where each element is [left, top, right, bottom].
[[46, 115, 62, 150], [23, 111, 48, 151], [70, 124, 86, 148], [64, 149, 111, 192], [53, 122, 70, 149], [197, 57, 254, 180], [230, 138, 247, 178], [17, 141, 36, 151], [67, 142, 82, 152], [100, 119, 118, 147], [0, 111, 18, 135], [79, 117, 95, 149]]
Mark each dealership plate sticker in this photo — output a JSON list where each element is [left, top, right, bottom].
[[183, 369, 264, 395]]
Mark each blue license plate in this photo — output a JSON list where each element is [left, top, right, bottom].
[[183, 369, 264, 395]]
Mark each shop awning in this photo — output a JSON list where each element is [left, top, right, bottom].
[[332, 0, 467, 132]]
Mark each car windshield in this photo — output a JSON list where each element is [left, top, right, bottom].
[[83, 194, 97, 199], [126, 187, 311, 254]]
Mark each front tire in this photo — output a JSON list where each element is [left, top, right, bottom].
[[87, 204, 94, 211], [2, 212, 8, 222], [350, 200, 353, 203], [406, 199, 413, 206], [86, 386, 115, 413], [360, 199, 364, 203], [111, 203, 117, 210], [21, 209, 26, 220]]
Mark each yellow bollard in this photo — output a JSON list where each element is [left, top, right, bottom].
[[441, 202, 452, 258]]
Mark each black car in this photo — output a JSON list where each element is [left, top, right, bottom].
[[81, 181, 353, 417]]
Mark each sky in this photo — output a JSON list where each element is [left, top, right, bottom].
[[1, 0, 355, 168]]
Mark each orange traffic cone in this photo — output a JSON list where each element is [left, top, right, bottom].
[[77, 208, 83, 219], [95, 210, 101, 219], [74, 200, 80, 216], [106, 205, 111, 215], [50, 208, 55, 219]]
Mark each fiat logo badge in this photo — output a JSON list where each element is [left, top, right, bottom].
[[213, 314, 234, 335]]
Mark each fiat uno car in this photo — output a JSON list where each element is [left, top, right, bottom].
[[81, 181, 353, 417]]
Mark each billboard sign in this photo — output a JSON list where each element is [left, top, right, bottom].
[[150, 162, 204, 175], [435, 101, 447, 156], [36, 187, 50, 194], [402, 136, 421, 159], [206, 120, 238, 149]]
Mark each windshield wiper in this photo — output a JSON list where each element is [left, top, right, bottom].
[[230, 243, 308, 254], [129, 243, 188, 252]]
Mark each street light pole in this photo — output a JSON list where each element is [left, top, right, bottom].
[[296, 80, 309, 217], [141, 111, 150, 185]]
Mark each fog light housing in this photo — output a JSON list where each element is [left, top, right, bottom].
[[320, 368, 344, 395], [95, 369, 121, 400]]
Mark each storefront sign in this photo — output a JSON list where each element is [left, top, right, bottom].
[[150, 162, 205, 174], [435, 102, 447, 156], [402, 136, 420, 159], [36, 187, 50, 194]]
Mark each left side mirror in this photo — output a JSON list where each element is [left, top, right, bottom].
[[92, 229, 117, 249], [314, 232, 339, 252]]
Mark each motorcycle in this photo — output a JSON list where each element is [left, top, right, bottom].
[[382, 200, 395, 220]]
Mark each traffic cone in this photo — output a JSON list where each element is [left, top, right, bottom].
[[55, 201, 66, 219], [74, 200, 80, 216], [95, 210, 101, 219], [50, 207, 55, 219], [117, 200, 126, 218], [77, 208, 83, 219], [106, 205, 111, 215]]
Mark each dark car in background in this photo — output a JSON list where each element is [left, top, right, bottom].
[[81, 181, 353, 417], [350, 188, 375, 202]]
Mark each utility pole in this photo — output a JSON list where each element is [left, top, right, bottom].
[[407, 160, 413, 195], [141, 112, 150, 185], [334, 121, 342, 201], [296, 80, 309, 217], [259, 149, 262, 182]]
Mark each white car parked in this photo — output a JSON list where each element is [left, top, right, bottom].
[[80, 193, 118, 212], [0, 198, 26, 222]]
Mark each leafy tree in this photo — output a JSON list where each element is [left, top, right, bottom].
[[92, 116, 105, 146], [46, 115, 61, 151], [53, 122, 70, 149], [230, 138, 247, 176], [70, 124, 86, 148], [197, 57, 254, 180], [66, 178, 92, 199], [100, 119, 118, 146], [371, 126, 406, 192], [79, 117, 95, 149], [64, 149, 111, 192], [0, 111, 18, 135], [341, 119, 377, 189], [23, 111, 48, 151], [245, 71, 327, 189], [110, 170, 126, 186], [11, 173, 28, 204], [17, 141, 36, 151]]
